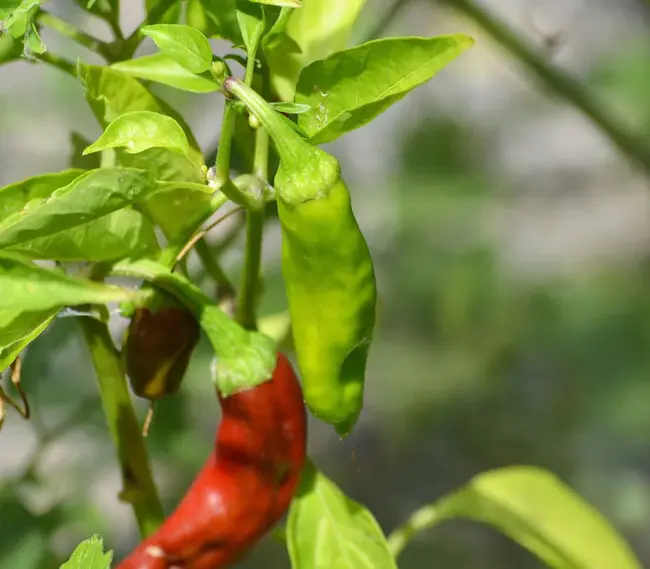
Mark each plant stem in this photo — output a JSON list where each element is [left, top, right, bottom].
[[195, 238, 236, 301], [386, 502, 446, 558], [362, 0, 411, 42], [442, 0, 650, 176], [236, 72, 269, 331], [37, 11, 110, 57], [212, 103, 256, 207], [104, 12, 124, 41], [100, 148, 117, 168], [215, 103, 237, 185], [37, 51, 76, 77], [78, 317, 164, 538], [237, 206, 264, 331]]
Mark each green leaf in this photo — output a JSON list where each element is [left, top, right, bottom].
[[141, 23, 213, 74], [187, 0, 243, 44], [111, 53, 219, 93], [296, 34, 475, 143], [83, 110, 190, 156], [25, 22, 45, 54], [0, 1, 22, 19], [236, 0, 265, 56], [146, 0, 181, 25], [112, 258, 277, 397], [388, 466, 642, 569], [0, 29, 23, 65], [264, 0, 368, 101], [0, 169, 84, 219], [235, 1, 285, 58], [0, 168, 158, 261], [73, 0, 119, 19], [0, 168, 155, 251], [77, 64, 208, 240], [145, 0, 180, 24], [1, 0, 41, 33], [0, 255, 134, 312], [287, 459, 398, 569], [0, 308, 57, 372], [263, 4, 292, 42], [248, 0, 301, 7], [77, 63, 204, 181], [140, 180, 215, 242], [8, 208, 159, 262], [269, 101, 310, 114], [59, 535, 113, 569]]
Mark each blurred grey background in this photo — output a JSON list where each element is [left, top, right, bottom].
[[1, 1, 650, 568]]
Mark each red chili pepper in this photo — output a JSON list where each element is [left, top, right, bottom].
[[115, 353, 307, 569]]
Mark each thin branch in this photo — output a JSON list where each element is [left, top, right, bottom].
[[37, 10, 111, 57], [78, 317, 164, 538], [442, 0, 650, 176], [195, 238, 237, 301], [37, 51, 77, 77], [175, 206, 245, 265], [236, 69, 269, 332], [0, 356, 30, 421]]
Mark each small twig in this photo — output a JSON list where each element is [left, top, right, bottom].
[[175, 206, 245, 265], [0, 356, 30, 421], [36, 51, 77, 77], [236, 69, 269, 332], [37, 10, 111, 57], [195, 238, 237, 302], [142, 403, 155, 438], [79, 317, 164, 537], [441, 0, 650, 176], [10, 356, 29, 419]]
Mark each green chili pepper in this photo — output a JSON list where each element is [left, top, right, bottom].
[[223, 77, 377, 436]]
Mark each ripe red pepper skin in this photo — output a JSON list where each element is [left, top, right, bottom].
[[115, 353, 306, 569]]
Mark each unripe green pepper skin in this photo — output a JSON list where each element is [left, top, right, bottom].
[[223, 77, 378, 436], [278, 178, 376, 434]]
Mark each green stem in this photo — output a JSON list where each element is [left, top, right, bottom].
[[37, 11, 110, 57], [235, 65, 269, 331], [37, 51, 76, 77], [386, 502, 447, 559], [237, 207, 264, 331], [78, 317, 164, 538], [222, 77, 339, 204], [104, 12, 124, 41], [443, 0, 650, 176], [195, 238, 236, 301], [212, 102, 257, 207], [100, 148, 116, 168], [244, 37, 261, 86], [215, 102, 236, 185]]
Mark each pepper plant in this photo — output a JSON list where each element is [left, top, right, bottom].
[[0, 1, 643, 569]]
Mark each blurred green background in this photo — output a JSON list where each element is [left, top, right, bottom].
[[1, 1, 650, 568]]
